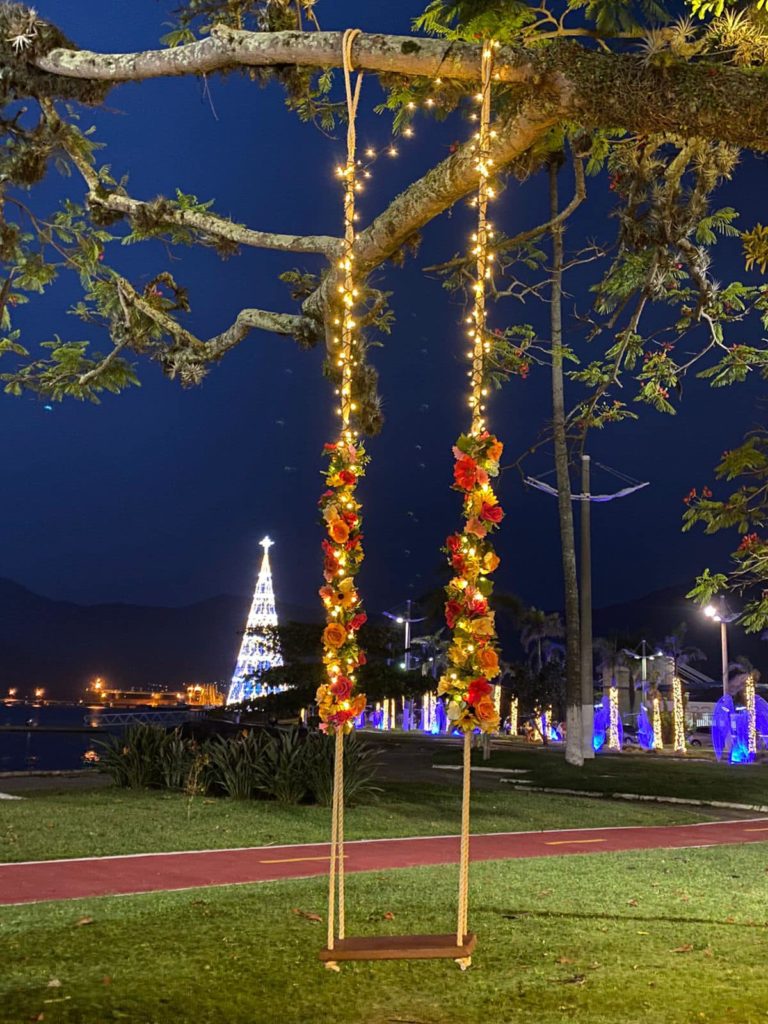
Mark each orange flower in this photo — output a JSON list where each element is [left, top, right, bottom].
[[487, 440, 503, 463], [466, 517, 488, 539], [323, 623, 347, 649], [329, 520, 350, 544], [476, 647, 500, 677], [475, 695, 498, 724]]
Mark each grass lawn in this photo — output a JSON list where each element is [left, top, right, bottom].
[[0, 780, 719, 864], [433, 742, 768, 806], [2, 843, 768, 1024]]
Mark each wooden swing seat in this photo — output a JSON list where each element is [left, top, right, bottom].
[[319, 932, 476, 962]]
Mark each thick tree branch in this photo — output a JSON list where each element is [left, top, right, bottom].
[[204, 307, 320, 358], [32, 31, 768, 150], [35, 28, 537, 85], [302, 97, 562, 324], [423, 149, 586, 274]]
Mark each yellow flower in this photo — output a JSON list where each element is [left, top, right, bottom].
[[471, 614, 496, 637], [483, 551, 500, 573]]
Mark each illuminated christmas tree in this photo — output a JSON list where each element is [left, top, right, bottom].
[[227, 536, 284, 704]]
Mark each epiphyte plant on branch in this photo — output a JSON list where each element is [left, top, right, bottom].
[[2, 0, 768, 760]]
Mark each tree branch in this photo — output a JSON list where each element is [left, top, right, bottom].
[[302, 98, 562, 324], [32, 31, 768, 150], [44, 100, 341, 258], [34, 28, 538, 85], [424, 150, 586, 274]]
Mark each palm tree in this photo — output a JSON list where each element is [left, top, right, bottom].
[[521, 609, 565, 676]]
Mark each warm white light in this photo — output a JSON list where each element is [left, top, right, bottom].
[[703, 604, 717, 618]]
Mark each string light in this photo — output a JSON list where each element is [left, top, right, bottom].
[[672, 676, 686, 753], [316, 33, 367, 735], [438, 44, 506, 738], [652, 695, 663, 751]]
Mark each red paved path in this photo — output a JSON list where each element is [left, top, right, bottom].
[[2, 818, 768, 907]]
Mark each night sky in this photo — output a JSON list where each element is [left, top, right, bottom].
[[1, 0, 764, 621]]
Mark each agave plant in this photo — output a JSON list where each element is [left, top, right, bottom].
[[206, 730, 267, 800], [97, 724, 167, 789], [303, 732, 381, 807]]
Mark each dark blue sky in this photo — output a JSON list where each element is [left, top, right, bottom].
[[1, 0, 763, 617]]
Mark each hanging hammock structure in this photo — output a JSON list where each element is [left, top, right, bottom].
[[525, 461, 649, 503], [319, 33, 499, 969]]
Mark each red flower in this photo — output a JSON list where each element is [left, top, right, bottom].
[[454, 456, 480, 491], [445, 599, 463, 629], [466, 595, 488, 617], [357, 651, 367, 666], [349, 612, 367, 631], [467, 677, 492, 706], [339, 469, 357, 485], [324, 443, 337, 452], [480, 502, 504, 524], [451, 553, 466, 573], [330, 676, 353, 700], [446, 534, 462, 554], [343, 511, 358, 527]]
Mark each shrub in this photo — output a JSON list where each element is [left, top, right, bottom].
[[159, 729, 193, 791], [206, 730, 267, 799], [97, 724, 167, 789], [258, 730, 309, 805], [303, 732, 380, 807]]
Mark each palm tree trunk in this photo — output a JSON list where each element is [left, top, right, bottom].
[[549, 157, 584, 767]]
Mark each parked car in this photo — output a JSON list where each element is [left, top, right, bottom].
[[686, 725, 713, 748]]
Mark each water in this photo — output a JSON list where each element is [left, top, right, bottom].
[[0, 704, 198, 773]]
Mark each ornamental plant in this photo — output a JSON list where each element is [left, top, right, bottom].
[[440, 431, 504, 733], [315, 440, 368, 733]]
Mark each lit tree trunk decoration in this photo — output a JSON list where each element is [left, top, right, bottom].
[[607, 681, 620, 750], [746, 673, 757, 759], [509, 696, 519, 737], [652, 695, 663, 751], [672, 676, 686, 753]]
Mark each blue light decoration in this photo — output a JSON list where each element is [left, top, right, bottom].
[[636, 705, 655, 750], [712, 693, 768, 764], [593, 695, 623, 752]]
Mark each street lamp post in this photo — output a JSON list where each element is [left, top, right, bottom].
[[703, 602, 738, 697]]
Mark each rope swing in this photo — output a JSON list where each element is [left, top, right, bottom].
[[318, 34, 502, 969]]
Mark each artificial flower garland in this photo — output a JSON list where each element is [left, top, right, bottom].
[[315, 439, 368, 733], [439, 43, 504, 735], [439, 431, 504, 733]]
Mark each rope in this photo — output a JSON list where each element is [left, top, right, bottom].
[[326, 28, 361, 953], [456, 731, 472, 944]]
